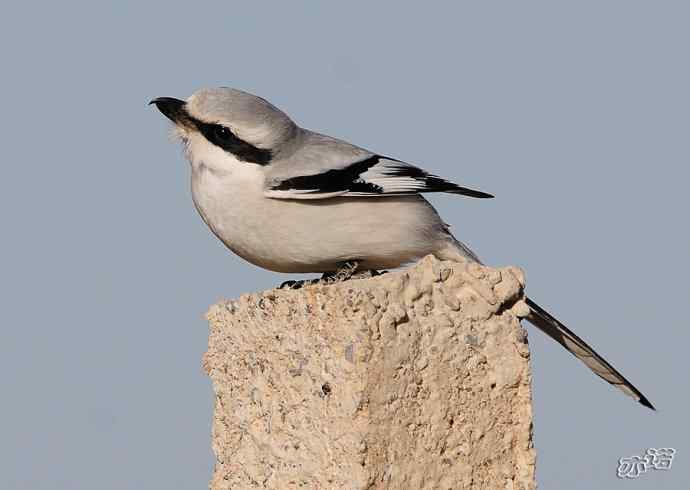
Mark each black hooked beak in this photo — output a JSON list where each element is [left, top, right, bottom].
[[149, 97, 188, 124]]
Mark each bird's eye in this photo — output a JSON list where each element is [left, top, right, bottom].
[[213, 125, 232, 142]]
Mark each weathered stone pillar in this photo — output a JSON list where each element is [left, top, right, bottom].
[[204, 255, 535, 489]]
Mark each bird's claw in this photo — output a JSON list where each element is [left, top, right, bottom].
[[278, 262, 386, 289], [279, 280, 308, 290]]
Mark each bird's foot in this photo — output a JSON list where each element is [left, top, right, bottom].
[[279, 262, 387, 289], [320, 261, 388, 284], [343, 268, 388, 280], [278, 279, 317, 290]]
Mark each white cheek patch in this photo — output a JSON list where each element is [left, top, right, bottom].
[[188, 134, 226, 165], [185, 132, 266, 182]]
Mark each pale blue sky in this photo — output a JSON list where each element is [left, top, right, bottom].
[[1, 2, 688, 489]]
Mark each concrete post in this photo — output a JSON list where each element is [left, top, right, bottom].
[[204, 255, 536, 489]]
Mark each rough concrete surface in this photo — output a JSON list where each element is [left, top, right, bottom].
[[203, 255, 536, 489]]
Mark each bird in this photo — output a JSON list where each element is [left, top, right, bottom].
[[150, 87, 654, 410]]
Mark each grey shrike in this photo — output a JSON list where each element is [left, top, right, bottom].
[[150, 87, 653, 410]]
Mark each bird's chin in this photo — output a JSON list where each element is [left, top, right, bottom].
[[168, 126, 190, 144], [166, 127, 193, 162]]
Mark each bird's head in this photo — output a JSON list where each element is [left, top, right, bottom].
[[150, 87, 297, 169]]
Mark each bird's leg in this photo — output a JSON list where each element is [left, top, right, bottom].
[[334, 260, 360, 282], [321, 260, 360, 284]]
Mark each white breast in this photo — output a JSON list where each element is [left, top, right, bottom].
[[190, 153, 272, 263]]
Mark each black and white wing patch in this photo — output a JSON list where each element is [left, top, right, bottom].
[[265, 155, 493, 199]]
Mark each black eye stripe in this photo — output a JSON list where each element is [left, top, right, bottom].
[[191, 119, 272, 165], [213, 126, 232, 140]]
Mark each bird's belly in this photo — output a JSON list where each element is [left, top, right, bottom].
[[192, 173, 445, 273]]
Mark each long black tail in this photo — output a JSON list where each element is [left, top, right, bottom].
[[525, 297, 654, 410]]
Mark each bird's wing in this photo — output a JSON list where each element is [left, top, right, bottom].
[[263, 131, 492, 200], [265, 154, 493, 200], [525, 297, 654, 410]]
